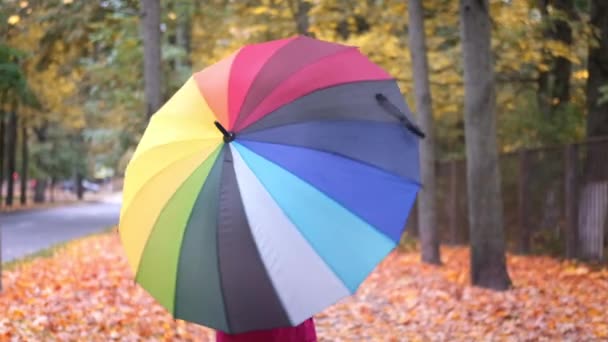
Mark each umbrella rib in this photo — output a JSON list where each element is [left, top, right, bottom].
[[375, 93, 426, 138], [236, 138, 421, 187]]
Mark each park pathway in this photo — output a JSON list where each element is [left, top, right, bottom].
[[1, 193, 121, 262]]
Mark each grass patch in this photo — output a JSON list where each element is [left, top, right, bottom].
[[398, 231, 419, 252], [2, 226, 117, 271]]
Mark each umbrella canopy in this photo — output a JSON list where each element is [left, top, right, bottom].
[[119, 35, 422, 334]]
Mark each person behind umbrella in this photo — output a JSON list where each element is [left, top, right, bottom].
[[216, 318, 317, 342]]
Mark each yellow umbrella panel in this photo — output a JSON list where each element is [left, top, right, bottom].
[[119, 76, 222, 276]]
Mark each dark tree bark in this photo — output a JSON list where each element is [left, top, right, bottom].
[[5, 108, 17, 207], [20, 117, 28, 205], [76, 172, 84, 200], [460, 0, 512, 290], [33, 124, 48, 203], [33, 178, 46, 203], [538, 0, 550, 114], [0, 111, 5, 205], [518, 150, 531, 254], [564, 144, 579, 259], [586, 0, 608, 142], [408, 0, 441, 265], [292, 0, 312, 35], [550, 0, 573, 106], [50, 176, 57, 203], [175, 8, 192, 70], [335, 13, 370, 40], [537, 0, 574, 115], [140, 0, 163, 119], [0, 209, 2, 291]]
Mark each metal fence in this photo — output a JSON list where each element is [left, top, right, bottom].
[[406, 137, 608, 261]]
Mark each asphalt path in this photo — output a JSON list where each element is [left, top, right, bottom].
[[1, 194, 121, 262]]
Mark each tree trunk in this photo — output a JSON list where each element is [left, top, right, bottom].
[[50, 176, 57, 202], [293, 0, 312, 35], [578, 0, 608, 262], [175, 7, 192, 70], [550, 0, 573, 107], [564, 144, 579, 258], [408, 0, 441, 265], [447, 160, 460, 244], [537, 0, 551, 114], [5, 109, 17, 207], [586, 0, 608, 141], [33, 178, 46, 203], [518, 150, 530, 254], [32, 124, 47, 204], [0, 111, 3, 292], [20, 118, 28, 205], [0, 112, 5, 205], [140, 0, 163, 119], [76, 172, 84, 200], [460, 0, 512, 290], [537, 0, 574, 114], [0, 218, 2, 292]]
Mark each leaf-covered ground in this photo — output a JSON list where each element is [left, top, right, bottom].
[[1, 230, 607, 341]]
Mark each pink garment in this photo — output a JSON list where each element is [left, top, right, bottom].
[[216, 318, 317, 342]]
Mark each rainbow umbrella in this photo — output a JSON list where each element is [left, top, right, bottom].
[[119, 36, 423, 334]]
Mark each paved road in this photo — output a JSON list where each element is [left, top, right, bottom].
[[1, 194, 121, 262]]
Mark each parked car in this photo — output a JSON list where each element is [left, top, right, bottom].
[[61, 180, 100, 193]]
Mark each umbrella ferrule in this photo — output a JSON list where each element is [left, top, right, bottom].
[[375, 93, 426, 139], [214, 121, 236, 143]]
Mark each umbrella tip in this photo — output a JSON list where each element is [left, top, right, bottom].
[[375, 93, 426, 139]]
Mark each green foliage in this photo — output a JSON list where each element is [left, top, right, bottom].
[[399, 231, 419, 253], [599, 84, 608, 105], [0, 0, 598, 177], [531, 229, 564, 257], [499, 90, 586, 150], [28, 127, 87, 180], [0, 44, 39, 109]]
